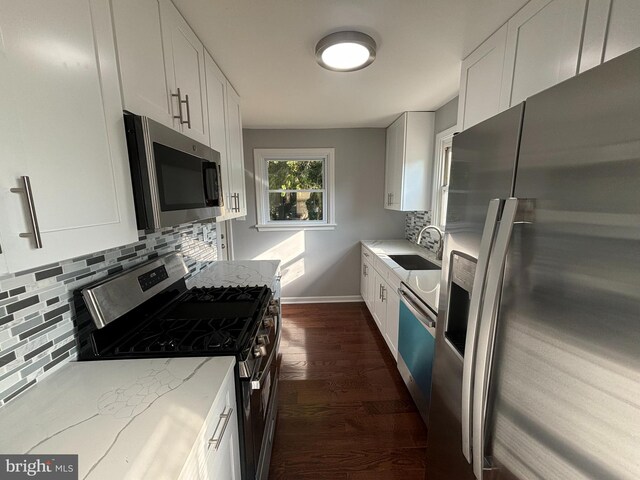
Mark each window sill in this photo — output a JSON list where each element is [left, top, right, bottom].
[[255, 223, 337, 232]]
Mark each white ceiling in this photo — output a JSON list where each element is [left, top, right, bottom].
[[173, 0, 528, 128]]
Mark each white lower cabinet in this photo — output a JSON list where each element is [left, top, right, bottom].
[[361, 246, 400, 361], [360, 253, 374, 310], [0, 0, 137, 273], [179, 363, 240, 480]]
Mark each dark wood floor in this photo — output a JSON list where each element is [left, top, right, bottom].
[[269, 302, 427, 480]]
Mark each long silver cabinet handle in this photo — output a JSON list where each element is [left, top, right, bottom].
[[171, 88, 185, 124], [472, 197, 519, 479], [10, 176, 43, 249], [208, 406, 234, 450], [398, 287, 436, 329], [184, 94, 191, 128], [461, 199, 502, 463]]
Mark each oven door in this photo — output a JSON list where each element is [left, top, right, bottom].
[[247, 327, 280, 480]]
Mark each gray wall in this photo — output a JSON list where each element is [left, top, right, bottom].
[[434, 96, 459, 133], [233, 128, 406, 299]]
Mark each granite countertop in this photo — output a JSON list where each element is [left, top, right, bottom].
[[0, 357, 235, 480], [187, 260, 281, 292], [362, 240, 442, 312]]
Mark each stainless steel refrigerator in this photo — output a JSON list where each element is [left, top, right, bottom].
[[425, 47, 640, 480]]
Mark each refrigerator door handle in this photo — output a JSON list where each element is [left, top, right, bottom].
[[461, 199, 502, 464], [472, 197, 519, 479]]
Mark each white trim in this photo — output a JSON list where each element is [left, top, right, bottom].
[[431, 125, 458, 228], [255, 223, 337, 232], [281, 295, 363, 304], [253, 148, 336, 230]]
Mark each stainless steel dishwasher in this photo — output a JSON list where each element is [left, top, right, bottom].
[[397, 284, 437, 425]]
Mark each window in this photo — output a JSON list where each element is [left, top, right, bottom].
[[254, 148, 336, 231], [432, 126, 457, 228]]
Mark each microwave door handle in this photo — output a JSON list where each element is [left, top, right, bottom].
[[461, 199, 502, 464], [202, 162, 218, 207], [472, 197, 519, 480]]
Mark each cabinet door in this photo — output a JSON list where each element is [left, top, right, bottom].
[[205, 52, 231, 220], [0, 0, 137, 272], [360, 257, 369, 304], [205, 408, 241, 480], [580, 0, 640, 72], [458, 24, 508, 131], [159, 0, 209, 144], [110, 0, 173, 127], [384, 284, 400, 361], [372, 271, 385, 332], [384, 115, 404, 210], [225, 83, 247, 218], [500, 0, 587, 108]]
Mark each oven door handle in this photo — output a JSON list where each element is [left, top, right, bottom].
[[250, 327, 281, 390]]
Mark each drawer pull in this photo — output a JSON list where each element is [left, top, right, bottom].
[[208, 406, 233, 451]]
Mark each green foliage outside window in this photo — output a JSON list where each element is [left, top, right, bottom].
[[268, 160, 324, 221]]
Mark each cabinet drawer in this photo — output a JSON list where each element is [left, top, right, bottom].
[[179, 367, 236, 479], [361, 245, 374, 261]]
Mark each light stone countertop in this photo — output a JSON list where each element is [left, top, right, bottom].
[[0, 357, 235, 480], [187, 260, 281, 293], [362, 240, 442, 312]]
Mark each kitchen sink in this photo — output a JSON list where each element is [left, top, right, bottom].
[[388, 254, 440, 271]]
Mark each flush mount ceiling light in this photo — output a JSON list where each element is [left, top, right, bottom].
[[315, 31, 377, 72]]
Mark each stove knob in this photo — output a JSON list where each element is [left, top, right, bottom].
[[258, 334, 270, 346], [253, 344, 267, 358], [268, 305, 279, 315], [263, 316, 275, 329]]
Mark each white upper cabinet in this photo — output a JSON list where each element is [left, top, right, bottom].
[[580, 0, 640, 72], [0, 0, 137, 272], [224, 83, 248, 218], [457, 24, 508, 131], [160, 0, 209, 145], [205, 53, 228, 167], [111, 0, 209, 144], [204, 64, 247, 221], [384, 112, 435, 211], [499, 0, 587, 108], [110, 0, 173, 127]]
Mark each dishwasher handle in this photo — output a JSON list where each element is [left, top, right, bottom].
[[398, 287, 436, 329]]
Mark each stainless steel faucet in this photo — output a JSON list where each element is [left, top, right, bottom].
[[416, 225, 444, 260]]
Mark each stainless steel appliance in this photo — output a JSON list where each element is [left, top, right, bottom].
[[74, 253, 280, 480], [123, 112, 224, 230], [426, 47, 640, 480], [397, 284, 437, 425]]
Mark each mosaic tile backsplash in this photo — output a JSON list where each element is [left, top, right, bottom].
[[405, 211, 439, 253], [0, 221, 217, 407]]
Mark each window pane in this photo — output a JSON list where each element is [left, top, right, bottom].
[[269, 191, 324, 221], [268, 160, 324, 190], [443, 146, 452, 186]]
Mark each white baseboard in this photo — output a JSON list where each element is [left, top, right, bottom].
[[281, 295, 364, 304]]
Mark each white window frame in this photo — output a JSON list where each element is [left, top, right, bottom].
[[431, 125, 458, 228], [253, 148, 336, 231]]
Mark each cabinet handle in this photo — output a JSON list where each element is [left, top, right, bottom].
[[382, 286, 387, 302], [379, 284, 383, 300], [234, 193, 240, 212], [208, 406, 234, 451], [365, 264, 368, 276], [171, 88, 190, 127], [184, 93, 191, 129], [10, 176, 43, 249], [171, 88, 184, 124], [363, 252, 369, 258]]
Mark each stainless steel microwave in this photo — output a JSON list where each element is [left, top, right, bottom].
[[123, 112, 223, 230]]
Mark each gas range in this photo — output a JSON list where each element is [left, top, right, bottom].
[[73, 253, 280, 480]]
